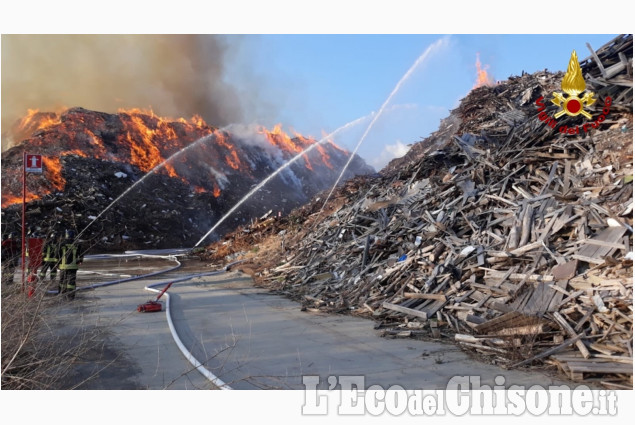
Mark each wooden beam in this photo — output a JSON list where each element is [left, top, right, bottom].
[[551, 312, 590, 359], [403, 293, 447, 301], [511, 335, 581, 368], [382, 301, 428, 320]]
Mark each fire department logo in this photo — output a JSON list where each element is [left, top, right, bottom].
[[551, 50, 596, 119]]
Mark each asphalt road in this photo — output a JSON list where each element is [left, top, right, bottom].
[[43, 253, 571, 390]]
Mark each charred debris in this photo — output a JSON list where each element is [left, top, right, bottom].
[[1, 110, 373, 250]]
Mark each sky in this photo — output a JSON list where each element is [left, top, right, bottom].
[[0, 3, 627, 171], [0, 32, 620, 170], [222, 34, 620, 169]]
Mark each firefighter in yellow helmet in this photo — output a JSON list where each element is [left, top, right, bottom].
[[58, 229, 84, 300]]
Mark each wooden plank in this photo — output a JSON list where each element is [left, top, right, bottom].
[[474, 311, 545, 334], [574, 308, 595, 332], [593, 355, 633, 364], [466, 314, 487, 325], [571, 255, 608, 265], [510, 286, 533, 311], [587, 42, 608, 78], [422, 299, 448, 317], [456, 341, 508, 354], [547, 260, 577, 312], [522, 282, 556, 315], [489, 266, 518, 288], [545, 281, 567, 313], [509, 240, 543, 256], [519, 204, 534, 247], [494, 323, 549, 336], [471, 283, 509, 296], [562, 160, 571, 195], [567, 361, 633, 375], [604, 60, 627, 79], [481, 268, 554, 282], [540, 161, 559, 195], [403, 293, 446, 301], [551, 259, 578, 280], [575, 239, 628, 250], [551, 206, 575, 234], [511, 335, 581, 368], [382, 301, 428, 320], [577, 227, 627, 259], [551, 312, 591, 359]]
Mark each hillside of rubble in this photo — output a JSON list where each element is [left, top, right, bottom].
[[201, 35, 633, 388], [0, 109, 373, 250]]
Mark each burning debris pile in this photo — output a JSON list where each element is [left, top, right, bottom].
[[1, 108, 373, 250], [204, 35, 633, 387]]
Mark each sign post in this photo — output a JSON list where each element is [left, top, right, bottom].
[[21, 153, 42, 292]]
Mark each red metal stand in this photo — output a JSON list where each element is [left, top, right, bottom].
[[137, 281, 175, 313], [21, 152, 26, 293]]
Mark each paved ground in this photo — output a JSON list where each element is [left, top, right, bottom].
[[43, 254, 573, 390]]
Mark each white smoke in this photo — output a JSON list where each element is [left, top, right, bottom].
[[208, 166, 229, 190]]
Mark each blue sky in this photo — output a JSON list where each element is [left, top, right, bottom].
[[223, 34, 618, 169], [0, 2, 627, 171]]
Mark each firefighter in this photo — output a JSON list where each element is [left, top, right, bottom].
[[58, 229, 84, 300], [1, 232, 20, 285], [39, 231, 60, 282]]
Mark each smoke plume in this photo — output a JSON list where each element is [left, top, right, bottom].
[[1, 35, 245, 151]]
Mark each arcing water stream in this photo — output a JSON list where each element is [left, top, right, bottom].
[[78, 38, 448, 248], [320, 37, 449, 211], [194, 114, 371, 246], [75, 126, 230, 241]]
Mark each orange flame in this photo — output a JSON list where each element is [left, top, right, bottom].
[[42, 157, 66, 190], [42, 150, 88, 191], [84, 129, 107, 154], [260, 124, 315, 170], [2, 108, 352, 208], [16, 108, 62, 133], [191, 114, 207, 130], [1, 192, 40, 207], [473, 53, 494, 88], [1, 149, 90, 207], [320, 131, 349, 155], [214, 130, 243, 171], [121, 114, 176, 176], [2, 107, 220, 208], [290, 130, 314, 171], [315, 144, 333, 169]]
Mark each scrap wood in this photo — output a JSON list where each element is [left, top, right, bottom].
[[202, 34, 634, 388], [511, 335, 582, 368]]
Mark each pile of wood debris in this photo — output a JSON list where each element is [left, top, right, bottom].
[[204, 35, 633, 388], [1, 107, 372, 251]]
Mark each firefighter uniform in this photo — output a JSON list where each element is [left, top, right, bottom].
[[39, 233, 59, 281], [58, 230, 83, 300]]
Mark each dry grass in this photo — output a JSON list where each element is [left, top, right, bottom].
[[1, 283, 105, 389]]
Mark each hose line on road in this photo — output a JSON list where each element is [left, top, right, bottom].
[[50, 252, 237, 389], [144, 269, 234, 390], [45, 253, 182, 295]]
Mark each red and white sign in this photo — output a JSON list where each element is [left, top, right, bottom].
[[25, 154, 43, 174]]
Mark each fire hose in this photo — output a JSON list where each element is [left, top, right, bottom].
[[43, 252, 238, 390], [45, 253, 183, 294], [144, 270, 234, 390]]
